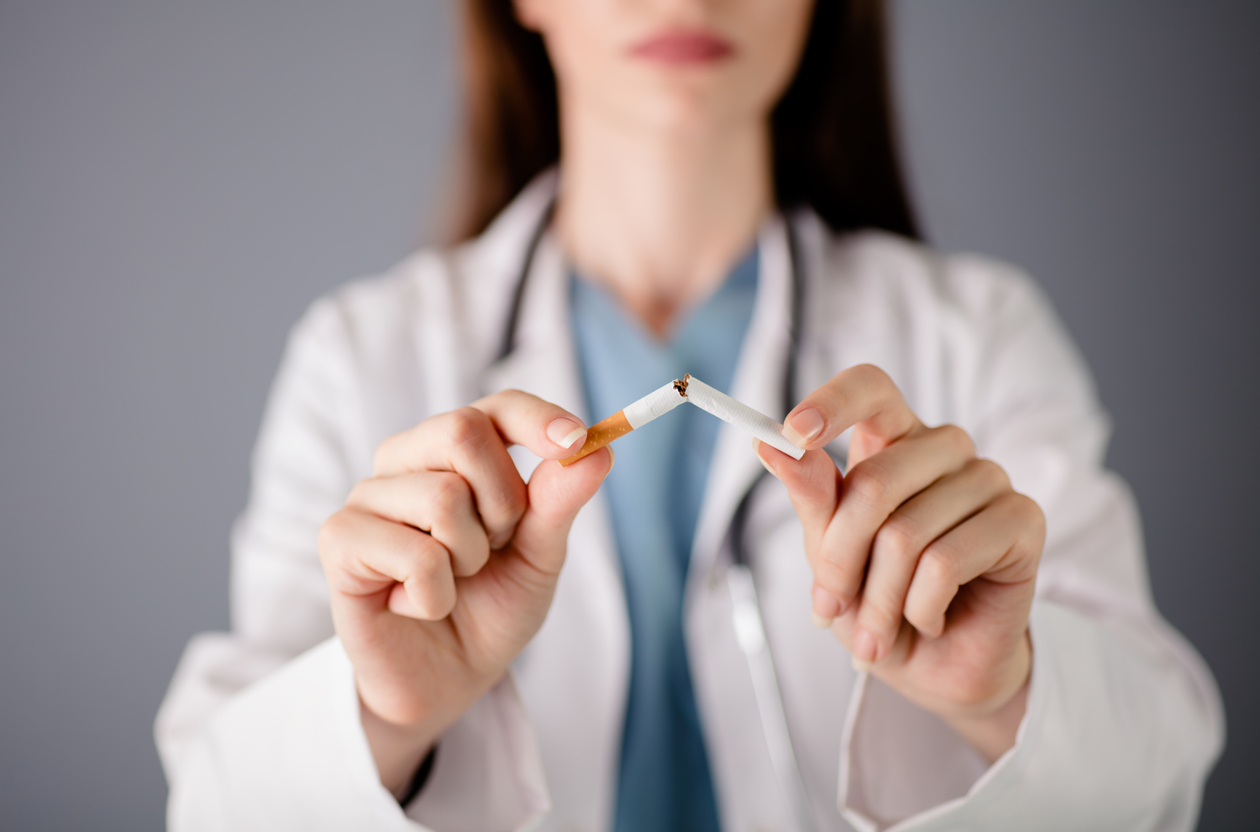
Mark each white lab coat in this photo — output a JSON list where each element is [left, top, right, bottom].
[[155, 173, 1224, 832]]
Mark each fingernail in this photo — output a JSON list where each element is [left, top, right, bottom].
[[606, 446, 615, 470], [852, 628, 878, 670], [490, 530, 513, 550], [812, 585, 841, 623], [810, 611, 834, 629], [547, 418, 587, 450], [783, 407, 824, 446]]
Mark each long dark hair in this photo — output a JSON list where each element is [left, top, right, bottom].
[[449, 0, 919, 243]]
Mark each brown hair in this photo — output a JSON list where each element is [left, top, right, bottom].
[[448, 0, 919, 243]]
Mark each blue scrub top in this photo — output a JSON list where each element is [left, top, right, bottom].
[[570, 248, 758, 832]]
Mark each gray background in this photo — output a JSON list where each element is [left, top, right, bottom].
[[0, 0, 1255, 828]]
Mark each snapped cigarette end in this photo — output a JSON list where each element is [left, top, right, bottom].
[[559, 380, 687, 467], [560, 410, 632, 466], [559, 376, 807, 467], [682, 374, 806, 460]]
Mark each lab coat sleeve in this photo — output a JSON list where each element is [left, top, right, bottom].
[[155, 291, 550, 831], [837, 258, 1224, 831]]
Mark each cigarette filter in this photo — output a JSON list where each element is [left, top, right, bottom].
[[681, 375, 806, 460], [559, 381, 686, 466]]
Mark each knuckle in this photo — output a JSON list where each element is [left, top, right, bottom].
[[346, 477, 375, 508], [858, 595, 903, 635], [856, 364, 899, 403], [971, 458, 1011, 491], [413, 577, 456, 620], [813, 554, 861, 599], [458, 537, 492, 577], [446, 406, 491, 449], [904, 603, 942, 638], [427, 473, 471, 516], [318, 509, 352, 557], [920, 542, 962, 588], [875, 515, 923, 562], [491, 478, 529, 524], [317, 510, 364, 578], [844, 463, 893, 510], [372, 433, 401, 474], [1005, 492, 1046, 536], [497, 388, 532, 406], [853, 363, 890, 388], [408, 535, 451, 588], [936, 423, 976, 457], [1019, 495, 1047, 545], [435, 593, 457, 619]]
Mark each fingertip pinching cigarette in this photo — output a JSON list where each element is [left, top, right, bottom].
[[680, 374, 806, 460], [559, 380, 687, 466], [560, 374, 806, 465]]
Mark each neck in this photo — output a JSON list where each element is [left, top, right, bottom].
[[555, 109, 772, 336]]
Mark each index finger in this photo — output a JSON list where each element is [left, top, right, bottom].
[[373, 390, 588, 544], [375, 390, 589, 476], [781, 364, 921, 452]]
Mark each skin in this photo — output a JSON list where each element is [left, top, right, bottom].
[[520, 0, 815, 334], [765, 365, 1042, 761], [321, 393, 611, 795], [318, 0, 1043, 797]]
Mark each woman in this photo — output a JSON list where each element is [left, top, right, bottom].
[[156, 1, 1223, 830]]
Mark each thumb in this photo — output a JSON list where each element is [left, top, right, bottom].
[[509, 447, 614, 578], [755, 441, 841, 542]]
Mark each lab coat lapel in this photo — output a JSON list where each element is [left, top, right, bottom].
[[478, 220, 631, 831], [479, 227, 588, 420]]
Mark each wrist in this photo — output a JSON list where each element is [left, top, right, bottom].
[[359, 696, 442, 798], [941, 630, 1032, 762]]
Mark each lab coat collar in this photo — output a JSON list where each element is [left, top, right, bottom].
[[479, 228, 588, 421]]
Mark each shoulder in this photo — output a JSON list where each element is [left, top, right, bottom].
[[290, 172, 556, 369], [806, 220, 1096, 429], [814, 224, 1052, 329], [290, 250, 445, 359]]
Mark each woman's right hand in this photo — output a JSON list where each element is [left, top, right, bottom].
[[317, 390, 612, 795]]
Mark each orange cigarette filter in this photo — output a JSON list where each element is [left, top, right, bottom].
[[559, 380, 687, 466], [559, 411, 633, 466]]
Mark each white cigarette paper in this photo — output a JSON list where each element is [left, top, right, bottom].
[[559, 380, 688, 466], [682, 375, 806, 460], [560, 375, 805, 467], [623, 380, 688, 428]]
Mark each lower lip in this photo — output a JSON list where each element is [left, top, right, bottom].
[[630, 34, 734, 64]]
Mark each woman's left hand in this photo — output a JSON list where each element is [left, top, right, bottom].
[[758, 364, 1045, 761]]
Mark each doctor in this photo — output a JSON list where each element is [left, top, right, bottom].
[[156, 0, 1222, 830]]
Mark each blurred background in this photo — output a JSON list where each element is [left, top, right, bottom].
[[1, 1, 1256, 828]]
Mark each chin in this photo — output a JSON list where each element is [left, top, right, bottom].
[[628, 81, 759, 139]]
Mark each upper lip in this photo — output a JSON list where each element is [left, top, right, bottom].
[[628, 29, 735, 63]]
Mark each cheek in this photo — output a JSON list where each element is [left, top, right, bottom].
[[538, 1, 631, 102], [732, 0, 815, 114]]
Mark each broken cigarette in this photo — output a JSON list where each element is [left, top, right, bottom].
[[681, 374, 806, 460], [559, 380, 688, 466], [560, 374, 806, 466]]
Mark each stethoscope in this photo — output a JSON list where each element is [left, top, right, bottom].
[[498, 201, 823, 832]]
